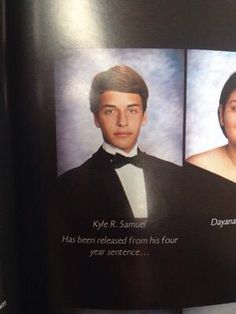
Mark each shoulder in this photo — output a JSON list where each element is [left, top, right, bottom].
[[57, 146, 110, 185], [141, 152, 181, 179], [142, 152, 181, 169], [57, 157, 94, 187], [186, 146, 225, 170]]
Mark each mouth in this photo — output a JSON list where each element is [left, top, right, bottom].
[[113, 132, 132, 137]]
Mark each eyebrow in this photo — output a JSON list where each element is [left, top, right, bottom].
[[100, 104, 141, 108]]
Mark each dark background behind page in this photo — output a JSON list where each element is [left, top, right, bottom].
[[4, 0, 236, 313], [0, 1, 20, 313]]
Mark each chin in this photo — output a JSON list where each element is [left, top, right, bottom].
[[112, 141, 133, 150], [116, 146, 129, 152]]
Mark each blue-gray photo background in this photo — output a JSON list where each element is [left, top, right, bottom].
[[185, 50, 236, 158], [55, 49, 184, 176]]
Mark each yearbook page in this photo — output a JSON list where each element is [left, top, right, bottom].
[[4, 1, 236, 313]]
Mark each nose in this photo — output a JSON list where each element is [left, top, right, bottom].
[[117, 110, 128, 127]]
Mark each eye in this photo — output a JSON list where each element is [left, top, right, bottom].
[[227, 101, 236, 111], [104, 109, 114, 115], [128, 108, 139, 114]]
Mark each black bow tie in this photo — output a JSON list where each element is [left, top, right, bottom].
[[110, 153, 143, 169]]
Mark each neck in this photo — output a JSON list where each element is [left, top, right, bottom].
[[225, 144, 236, 165], [102, 142, 138, 157]]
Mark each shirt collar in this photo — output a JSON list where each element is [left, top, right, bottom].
[[102, 142, 138, 157]]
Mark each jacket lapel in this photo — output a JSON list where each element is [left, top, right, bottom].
[[142, 153, 169, 223]]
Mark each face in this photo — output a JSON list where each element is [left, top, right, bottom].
[[94, 90, 147, 153], [220, 90, 236, 146]]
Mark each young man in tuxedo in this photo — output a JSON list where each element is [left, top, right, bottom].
[[58, 65, 182, 223], [56, 65, 183, 309]]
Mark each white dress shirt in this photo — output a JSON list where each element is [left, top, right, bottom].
[[103, 142, 148, 218]]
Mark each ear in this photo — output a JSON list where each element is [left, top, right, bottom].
[[93, 114, 100, 128], [218, 104, 224, 126], [141, 111, 147, 126]]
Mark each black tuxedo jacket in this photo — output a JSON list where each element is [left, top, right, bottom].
[[54, 147, 183, 309], [57, 147, 182, 225]]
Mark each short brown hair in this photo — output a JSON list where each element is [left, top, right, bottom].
[[89, 65, 149, 113]]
